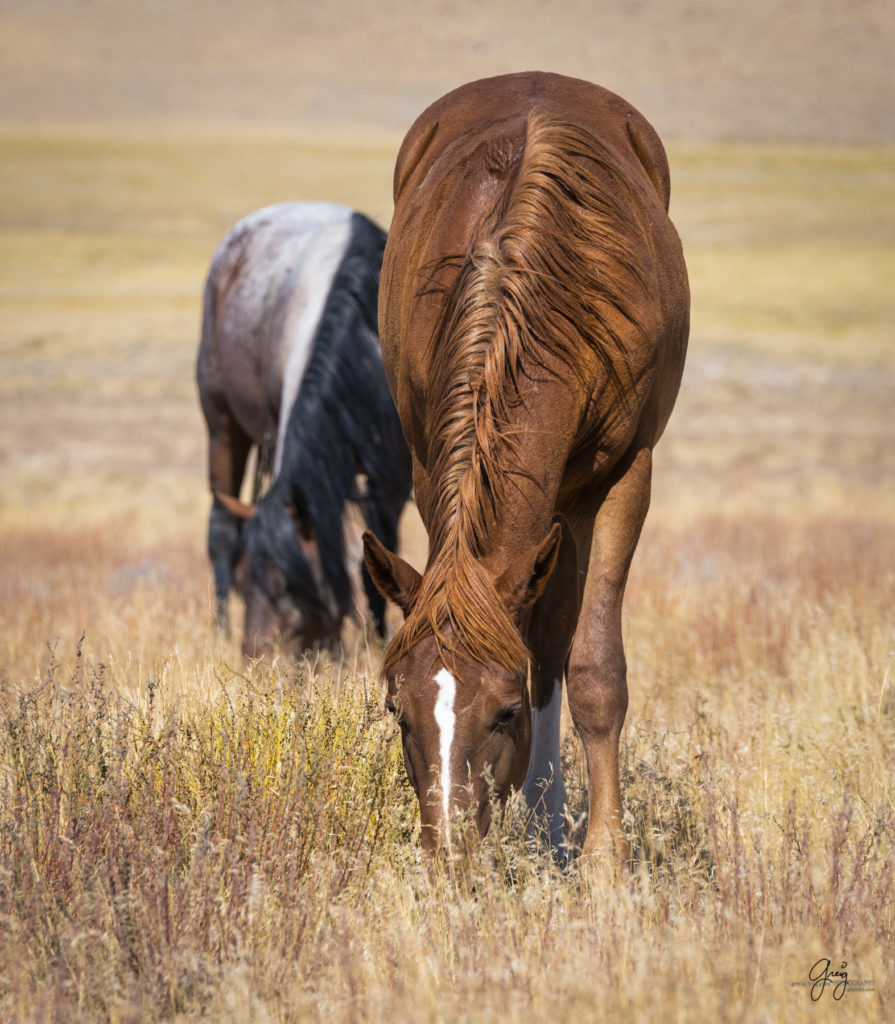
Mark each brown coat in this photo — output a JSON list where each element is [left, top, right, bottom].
[[365, 73, 689, 861]]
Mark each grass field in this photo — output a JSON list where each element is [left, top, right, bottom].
[[1, 126, 893, 1021]]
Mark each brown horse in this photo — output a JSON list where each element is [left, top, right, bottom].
[[363, 72, 689, 862]]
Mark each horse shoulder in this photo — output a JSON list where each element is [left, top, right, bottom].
[[393, 117, 440, 202], [623, 113, 672, 212]]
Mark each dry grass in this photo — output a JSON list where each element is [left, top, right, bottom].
[[673, 143, 895, 367], [1, 516, 891, 1022], [1, 127, 893, 1020]]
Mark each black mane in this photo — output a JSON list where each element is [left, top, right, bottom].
[[244, 213, 410, 627]]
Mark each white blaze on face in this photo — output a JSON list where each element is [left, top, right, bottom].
[[433, 666, 457, 842]]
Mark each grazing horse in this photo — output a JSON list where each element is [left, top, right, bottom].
[[363, 73, 689, 862], [198, 202, 412, 658]]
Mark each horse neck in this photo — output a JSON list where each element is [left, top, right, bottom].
[[426, 365, 581, 566]]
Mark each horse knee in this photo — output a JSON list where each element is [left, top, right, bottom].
[[566, 648, 628, 737], [209, 502, 241, 551]]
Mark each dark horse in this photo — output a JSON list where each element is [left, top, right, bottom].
[[198, 202, 412, 658], [363, 73, 689, 862]]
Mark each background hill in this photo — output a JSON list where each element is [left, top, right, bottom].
[[1, 0, 894, 142]]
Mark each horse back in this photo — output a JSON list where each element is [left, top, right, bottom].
[[381, 73, 688, 486], [392, 72, 670, 210]]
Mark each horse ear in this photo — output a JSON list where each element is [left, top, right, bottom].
[[362, 531, 422, 617], [496, 522, 563, 619], [215, 492, 256, 521]]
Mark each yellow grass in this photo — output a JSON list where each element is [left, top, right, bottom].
[[673, 143, 895, 367], [1, 127, 893, 1021]]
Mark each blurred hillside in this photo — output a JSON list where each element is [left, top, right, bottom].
[[1, 0, 893, 142]]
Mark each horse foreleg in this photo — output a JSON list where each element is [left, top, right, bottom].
[[204, 407, 252, 633], [208, 502, 242, 631], [523, 517, 579, 853], [567, 446, 652, 870]]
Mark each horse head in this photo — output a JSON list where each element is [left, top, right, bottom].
[[216, 491, 343, 659], [363, 524, 561, 856]]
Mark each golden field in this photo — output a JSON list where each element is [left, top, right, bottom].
[[1, 125, 894, 1022]]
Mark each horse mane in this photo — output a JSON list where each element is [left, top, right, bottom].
[[383, 108, 649, 675], [246, 213, 406, 622]]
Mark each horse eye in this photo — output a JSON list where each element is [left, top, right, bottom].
[[384, 698, 398, 717], [493, 702, 522, 730]]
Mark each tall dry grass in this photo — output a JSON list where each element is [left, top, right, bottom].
[[0, 511, 891, 1022]]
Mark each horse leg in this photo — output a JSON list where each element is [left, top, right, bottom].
[[522, 518, 580, 853], [204, 405, 252, 632], [567, 445, 652, 869], [208, 504, 241, 631]]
